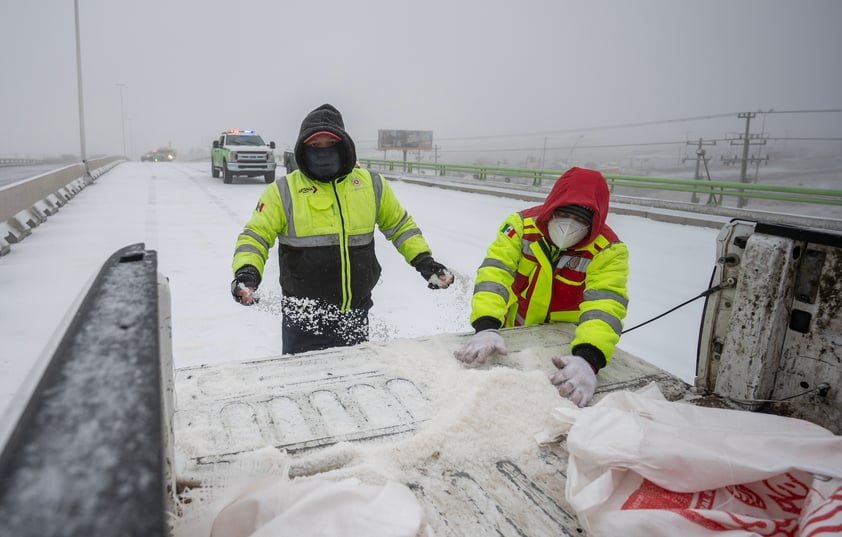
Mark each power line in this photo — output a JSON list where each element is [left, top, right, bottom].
[[359, 139, 725, 154], [765, 137, 842, 142], [356, 112, 740, 145], [357, 135, 838, 154], [355, 110, 842, 153], [762, 108, 842, 115]]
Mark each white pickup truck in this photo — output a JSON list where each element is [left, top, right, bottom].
[[171, 218, 840, 534], [211, 129, 277, 184]]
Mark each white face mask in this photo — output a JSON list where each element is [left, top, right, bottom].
[[547, 217, 589, 249]]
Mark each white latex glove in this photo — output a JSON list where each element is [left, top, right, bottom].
[[453, 329, 507, 364], [549, 355, 597, 407]]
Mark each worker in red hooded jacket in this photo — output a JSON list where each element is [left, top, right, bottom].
[[454, 167, 629, 406]]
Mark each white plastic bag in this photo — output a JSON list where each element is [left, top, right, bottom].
[[175, 475, 428, 537], [553, 384, 842, 537], [209, 477, 426, 537]]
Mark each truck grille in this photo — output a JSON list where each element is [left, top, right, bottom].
[[236, 152, 268, 162]]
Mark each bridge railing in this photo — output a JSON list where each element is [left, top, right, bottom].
[[0, 158, 45, 166], [358, 158, 842, 209]]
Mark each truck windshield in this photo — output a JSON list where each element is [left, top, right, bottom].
[[228, 135, 265, 146]]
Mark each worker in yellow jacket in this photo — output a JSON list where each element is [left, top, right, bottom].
[[231, 104, 453, 354], [455, 167, 629, 406]]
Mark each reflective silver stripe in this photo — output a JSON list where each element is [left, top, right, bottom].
[[579, 309, 623, 335], [393, 227, 421, 248], [584, 289, 629, 308], [521, 240, 532, 256], [480, 257, 515, 278], [381, 211, 410, 240], [240, 229, 271, 252], [370, 171, 382, 217], [350, 233, 374, 246], [278, 234, 339, 247], [474, 280, 509, 302], [515, 312, 526, 325], [276, 233, 374, 248], [275, 175, 296, 237], [235, 244, 265, 258]]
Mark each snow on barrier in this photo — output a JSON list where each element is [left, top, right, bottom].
[[0, 157, 124, 256], [0, 243, 176, 536]]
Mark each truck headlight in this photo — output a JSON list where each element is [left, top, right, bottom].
[[230, 151, 238, 161]]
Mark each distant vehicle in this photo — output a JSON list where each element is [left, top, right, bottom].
[[142, 148, 177, 162], [211, 130, 276, 184]]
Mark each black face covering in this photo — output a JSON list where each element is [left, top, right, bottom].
[[303, 145, 343, 182]]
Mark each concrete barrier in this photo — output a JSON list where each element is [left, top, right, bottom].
[[0, 157, 125, 256]]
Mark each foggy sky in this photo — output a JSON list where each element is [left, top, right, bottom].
[[2, 0, 841, 161]]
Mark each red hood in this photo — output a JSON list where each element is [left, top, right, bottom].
[[525, 167, 610, 246]]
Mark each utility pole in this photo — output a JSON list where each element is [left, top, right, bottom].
[[683, 138, 717, 203], [115, 83, 127, 157], [540, 136, 547, 170], [566, 135, 584, 167], [73, 0, 90, 180], [722, 112, 768, 208]]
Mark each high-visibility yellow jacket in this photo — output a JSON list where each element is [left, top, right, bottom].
[[233, 168, 432, 311], [470, 168, 629, 369]]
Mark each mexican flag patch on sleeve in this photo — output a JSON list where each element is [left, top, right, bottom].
[[500, 223, 516, 238]]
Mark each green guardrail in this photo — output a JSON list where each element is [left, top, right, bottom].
[[358, 158, 842, 208]]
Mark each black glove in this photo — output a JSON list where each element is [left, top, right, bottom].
[[231, 265, 261, 305], [412, 254, 454, 290]]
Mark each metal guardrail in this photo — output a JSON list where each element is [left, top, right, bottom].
[[359, 158, 842, 209], [605, 173, 842, 207], [0, 158, 45, 166]]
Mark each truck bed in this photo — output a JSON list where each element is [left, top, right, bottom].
[[173, 324, 699, 536]]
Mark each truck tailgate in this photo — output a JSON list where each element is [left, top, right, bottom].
[[173, 324, 695, 536]]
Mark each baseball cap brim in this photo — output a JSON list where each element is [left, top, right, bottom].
[[303, 131, 341, 143]]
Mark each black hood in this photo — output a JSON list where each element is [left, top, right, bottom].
[[293, 104, 357, 181]]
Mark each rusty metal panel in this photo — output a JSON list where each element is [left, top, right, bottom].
[[697, 220, 842, 433], [714, 233, 798, 406], [695, 220, 755, 389], [768, 242, 842, 432]]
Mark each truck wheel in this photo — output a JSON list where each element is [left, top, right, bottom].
[[211, 162, 220, 178], [264, 172, 275, 183], [223, 162, 233, 184]]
